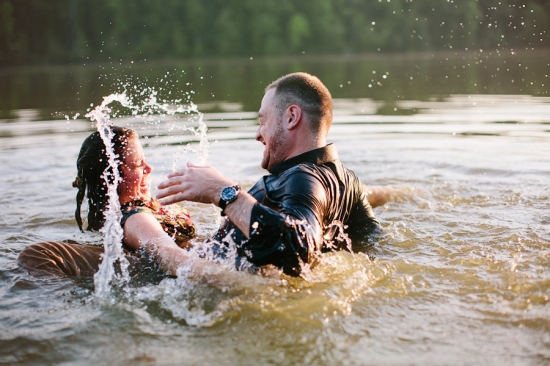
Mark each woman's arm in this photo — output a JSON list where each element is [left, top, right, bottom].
[[123, 213, 242, 285]]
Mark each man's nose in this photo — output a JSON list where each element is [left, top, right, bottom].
[[255, 126, 261, 141]]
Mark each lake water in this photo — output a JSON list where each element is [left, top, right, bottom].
[[1, 50, 549, 365]]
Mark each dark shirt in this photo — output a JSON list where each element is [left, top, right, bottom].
[[213, 144, 380, 276]]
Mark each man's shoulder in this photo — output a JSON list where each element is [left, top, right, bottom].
[[291, 158, 361, 185], [263, 163, 331, 196], [277, 161, 336, 181]]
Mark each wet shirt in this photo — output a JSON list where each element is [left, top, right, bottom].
[[121, 198, 196, 248], [213, 144, 380, 276]]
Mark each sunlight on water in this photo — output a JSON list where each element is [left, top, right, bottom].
[[1, 55, 549, 364]]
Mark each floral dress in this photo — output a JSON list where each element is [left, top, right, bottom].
[[121, 198, 196, 249]]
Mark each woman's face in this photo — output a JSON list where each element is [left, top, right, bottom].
[[118, 137, 153, 204]]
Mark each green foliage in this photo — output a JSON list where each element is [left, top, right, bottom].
[[288, 14, 310, 50], [0, 0, 548, 65]]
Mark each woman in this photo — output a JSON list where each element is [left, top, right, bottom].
[[18, 126, 232, 282]]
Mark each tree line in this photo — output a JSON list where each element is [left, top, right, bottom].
[[0, 0, 548, 66]]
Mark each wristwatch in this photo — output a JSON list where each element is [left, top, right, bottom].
[[218, 185, 241, 216]]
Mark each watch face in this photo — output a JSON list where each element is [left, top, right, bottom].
[[221, 186, 237, 201]]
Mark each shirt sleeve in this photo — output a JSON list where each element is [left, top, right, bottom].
[[243, 168, 327, 276]]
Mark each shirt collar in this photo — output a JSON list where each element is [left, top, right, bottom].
[[269, 143, 338, 174]]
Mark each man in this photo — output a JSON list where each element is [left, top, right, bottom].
[[156, 72, 391, 276]]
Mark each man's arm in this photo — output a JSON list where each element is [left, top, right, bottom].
[[156, 164, 325, 276], [235, 169, 327, 275], [156, 162, 256, 237]]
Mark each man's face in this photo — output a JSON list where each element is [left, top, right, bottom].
[[256, 88, 286, 170]]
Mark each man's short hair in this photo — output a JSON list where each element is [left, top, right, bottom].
[[266, 72, 333, 134]]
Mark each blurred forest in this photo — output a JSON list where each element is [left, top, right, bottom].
[[0, 0, 548, 66]]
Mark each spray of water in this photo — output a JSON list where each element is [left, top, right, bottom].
[[171, 110, 209, 166], [84, 87, 210, 297], [85, 93, 133, 296]]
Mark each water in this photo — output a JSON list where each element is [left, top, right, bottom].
[[1, 51, 549, 365]]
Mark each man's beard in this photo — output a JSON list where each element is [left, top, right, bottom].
[[261, 120, 285, 171]]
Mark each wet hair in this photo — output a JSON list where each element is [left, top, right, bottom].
[[265, 72, 333, 134], [73, 126, 138, 231]]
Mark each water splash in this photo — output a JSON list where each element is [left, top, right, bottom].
[[323, 220, 353, 252], [192, 111, 209, 166], [86, 93, 133, 297], [84, 88, 209, 297], [116, 83, 210, 167], [176, 110, 209, 166]]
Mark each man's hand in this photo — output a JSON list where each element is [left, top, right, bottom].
[[156, 162, 257, 238], [156, 162, 235, 206]]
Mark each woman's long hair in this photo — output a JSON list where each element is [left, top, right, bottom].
[[73, 126, 137, 231]]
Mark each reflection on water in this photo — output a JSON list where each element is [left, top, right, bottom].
[[3, 93, 548, 151], [0, 49, 548, 114], [0, 52, 549, 365]]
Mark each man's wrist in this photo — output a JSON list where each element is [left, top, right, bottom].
[[218, 185, 241, 216]]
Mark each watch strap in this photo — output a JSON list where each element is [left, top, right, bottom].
[[219, 185, 241, 216]]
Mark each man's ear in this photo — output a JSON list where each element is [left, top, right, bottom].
[[285, 105, 302, 130]]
